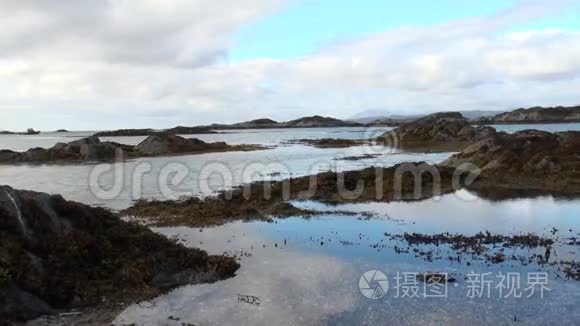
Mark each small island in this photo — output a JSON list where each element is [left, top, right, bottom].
[[0, 133, 266, 164]]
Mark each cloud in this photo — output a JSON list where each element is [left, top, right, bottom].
[[0, 0, 579, 130]]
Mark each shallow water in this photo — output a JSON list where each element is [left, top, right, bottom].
[[114, 191, 580, 325], [0, 127, 391, 151]]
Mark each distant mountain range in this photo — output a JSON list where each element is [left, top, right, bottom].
[[198, 115, 362, 129]]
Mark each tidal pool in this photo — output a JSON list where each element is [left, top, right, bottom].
[[114, 191, 580, 325]]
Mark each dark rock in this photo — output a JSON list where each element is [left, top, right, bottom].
[[475, 105, 580, 124], [93, 129, 157, 137], [287, 138, 369, 148], [135, 133, 263, 156], [379, 112, 496, 152], [0, 284, 56, 322], [196, 116, 361, 129], [162, 126, 217, 135], [0, 134, 264, 164], [55, 129, 69, 133], [280, 115, 361, 128], [136, 134, 220, 155], [440, 130, 580, 192], [0, 185, 239, 323]]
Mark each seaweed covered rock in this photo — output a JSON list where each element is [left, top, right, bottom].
[[0, 186, 239, 323], [440, 130, 580, 192], [0, 134, 265, 164], [287, 138, 369, 148], [379, 112, 496, 152], [134, 133, 264, 156], [135, 133, 223, 155], [0, 136, 132, 163], [124, 162, 459, 227]]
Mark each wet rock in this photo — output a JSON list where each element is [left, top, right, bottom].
[[336, 154, 381, 161], [163, 126, 217, 134], [93, 129, 157, 137], [287, 138, 369, 148], [0, 284, 56, 322], [0, 134, 265, 164], [378, 112, 496, 152], [124, 162, 459, 227], [441, 130, 580, 192], [0, 185, 239, 323], [475, 105, 580, 124], [279, 116, 361, 128]]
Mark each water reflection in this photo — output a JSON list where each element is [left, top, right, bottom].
[[114, 191, 580, 325], [0, 146, 448, 210]]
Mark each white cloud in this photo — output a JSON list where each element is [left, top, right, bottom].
[[0, 0, 579, 130]]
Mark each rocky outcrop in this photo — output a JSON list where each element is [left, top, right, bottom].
[[379, 112, 496, 152], [287, 138, 369, 148], [94, 127, 216, 137], [0, 134, 265, 164], [0, 186, 239, 323], [0, 136, 133, 163], [163, 126, 217, 135], [280, 115, 361, 128], [440, 130, 580, 192], [366, 118, 408, 127], [135, 133, 240, 155], [196, 116, 361, 129], [475, 105, 580, 124], [55, 129, 69, 133], [0, 129, 40, 135], [93, 128, 157, 137]]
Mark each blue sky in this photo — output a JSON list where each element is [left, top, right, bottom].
[[231, 0, 579, 61]]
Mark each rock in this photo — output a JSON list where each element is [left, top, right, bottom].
[[163, 126, 217, 134], [135, 134, 214, 155], [366, 118, 408, 126], [23, 129, 40, 135], [135, 133, 260, 156], [196, 116, 361, 129], [0, 134, 263, 164], [440, 130, 580, 192], [55, 129, 69, 133], [379, 112, 496, 152], [475, 105, 580, 124], [0, 284, 56, 322], [93, 129, 157, 137], [287, 138, 369, 148], [0, 185, 239, 323], [24, 148, 49, 161], [280, 115, 361, 128], [94, 127, 216, 137]]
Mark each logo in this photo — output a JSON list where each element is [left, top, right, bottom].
[[359, 270, 389, 299]]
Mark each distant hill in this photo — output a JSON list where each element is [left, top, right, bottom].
[[198, 116, 361, 129], [354, 111, 503, 125], [475, 105, 580, 124]]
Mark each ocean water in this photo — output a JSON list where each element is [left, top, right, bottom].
[[1, 125, 579, 325]]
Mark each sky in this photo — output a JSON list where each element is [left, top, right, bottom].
[[0, 0, 579, 130]]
